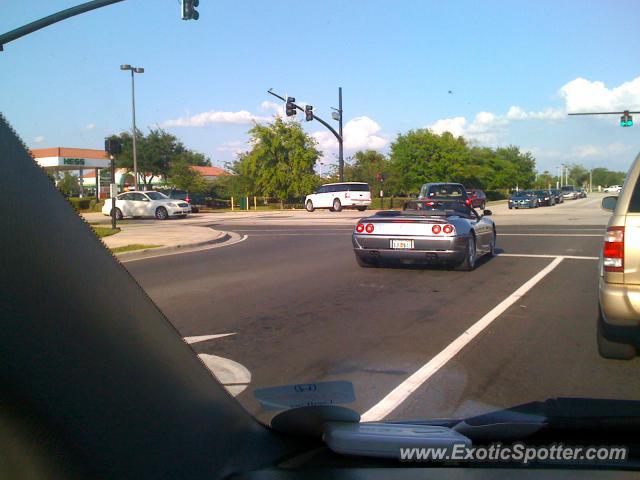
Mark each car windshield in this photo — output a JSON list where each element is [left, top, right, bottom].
[[420, 184, 466, 199], [145, 192, 168, 200], [5, 1, 640, 466]]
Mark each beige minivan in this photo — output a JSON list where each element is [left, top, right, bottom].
[[599, 153, 640, 359]]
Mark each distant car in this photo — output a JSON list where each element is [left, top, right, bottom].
[[102, 191, 191, 220], [561, 185, 578, 200], [550, 189, 564, 204], [577, 187, 587, 198], [466, 188, 487, 209], [508, 191, 538, 209], [352, 190, 495, 271], [157, 188, 204, 213], [533, 189, 556, 206], [305, 182, 371, 212], [604, 185, 622, 193]]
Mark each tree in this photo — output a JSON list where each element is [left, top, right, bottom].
[[568, 163, 589, 187], [388, 129, 470, 195], [591, 167, 626, 188], [228, 118, 321, 201], [344, 150, 390, 197], [534, 171, 555, 189], [107, 128, 211, 189], [168, 162, 210, 193], [58, 171, 79, 196]]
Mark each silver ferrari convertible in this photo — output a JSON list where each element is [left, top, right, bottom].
[[352, 184, 496, 270]]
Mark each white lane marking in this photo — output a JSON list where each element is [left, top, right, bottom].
[[242, 233, 349, 236], [184, 333, 236, 344], [197, 354, 251, 397], [360, 257, 565, 422], [500, 233, 602, 237], [497, 253, 598, 260], [232, 228, 354, 232], [121, 234, 248, 263]]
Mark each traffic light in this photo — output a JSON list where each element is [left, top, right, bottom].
[[104, 138, 122, 155], [286, 97, 296, 117], [305, 105, 314, 122], [620, 111, 633, 127], [181, 0, 199, 20]]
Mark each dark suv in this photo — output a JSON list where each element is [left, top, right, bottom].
[[158, 189, 204, 213], [466, 188, 487, 209]]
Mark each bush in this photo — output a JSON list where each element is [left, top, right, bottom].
[[67, 197, 93, 211], [485, 190, 508, 201]]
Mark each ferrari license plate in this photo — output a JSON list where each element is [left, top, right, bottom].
[[390, 239, 414, 249]]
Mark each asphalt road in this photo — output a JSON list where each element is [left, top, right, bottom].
[[124, 195, 640, 424]]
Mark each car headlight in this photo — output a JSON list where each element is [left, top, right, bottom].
[[545, 197, 549, 200], [167, 203, 177, 207]]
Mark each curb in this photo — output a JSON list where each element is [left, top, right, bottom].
[[114, 230, 232, 261]]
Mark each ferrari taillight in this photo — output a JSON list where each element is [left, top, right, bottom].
[[356, 223, 365, 233], [443, 224, 454, 234], [432, 224, 442, 234], [365, 224, 375, 233]]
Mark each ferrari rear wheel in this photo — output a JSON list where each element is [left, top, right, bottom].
[[456, 235, 477, 271], [488, 230, 496, 257]]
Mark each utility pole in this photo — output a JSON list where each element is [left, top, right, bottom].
[[120, 64, 144, 190], [338, 87, 344, 182], [267, 88, 345, 181]]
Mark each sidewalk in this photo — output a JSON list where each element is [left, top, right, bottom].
[[82, 212, 231, 259]]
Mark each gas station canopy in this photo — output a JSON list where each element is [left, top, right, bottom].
[[30, 147, 109, 171]]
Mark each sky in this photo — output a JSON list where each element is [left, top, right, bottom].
[[2, 0, 640, 174]]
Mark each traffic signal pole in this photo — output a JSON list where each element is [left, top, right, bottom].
[[267, 88, 345, 181], [0, 0, 126, 51]]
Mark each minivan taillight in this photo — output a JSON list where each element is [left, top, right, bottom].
[[603, 226, 624, 272]]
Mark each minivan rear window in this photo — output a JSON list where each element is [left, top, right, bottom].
[[348, 184, 370, 191], [629, 178, 640, 213]]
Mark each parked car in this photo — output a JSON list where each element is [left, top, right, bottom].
[[561, 185, 578, 200], [598, 154, 640, 359], [508, 191, 539, 209], [577, 187, 587, 198], [305, 182, 371, 212], [353, 189, 495, 270], [101, 191, 191, 220], [550, 189, 564, 204], [465, 188, 487, 209], [157, 188, 204, 213], [533, 189, 556, 206], [604, 185, 622, 193]]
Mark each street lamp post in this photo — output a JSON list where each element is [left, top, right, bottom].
[[120, 64, 144, 190]]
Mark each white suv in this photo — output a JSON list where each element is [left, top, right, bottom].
[[305, 182, 371, 212], [604, 185, 622, 193]]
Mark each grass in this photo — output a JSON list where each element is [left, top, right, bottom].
[[111, 244, 162, 254], [92, 226, 121, 237]]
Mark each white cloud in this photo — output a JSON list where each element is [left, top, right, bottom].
[[506, 106, 563, 120], [216, 140, 245, 154], [162, 109, 272, 127], [85, 123, 96, 130], [424, 75, 640, 144], [559, 77, 640, 113], [312, 116, 388, 151], [34, 135, 45, 143], [428, 116, 466, 137], [570, 143, 634, 159]]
